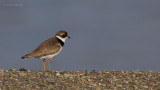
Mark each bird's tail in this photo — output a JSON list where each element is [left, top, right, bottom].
[[21, 54, 30, 59]]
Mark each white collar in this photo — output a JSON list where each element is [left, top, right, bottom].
[[56, 36, 67, 42]]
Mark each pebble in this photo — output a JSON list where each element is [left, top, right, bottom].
[[19, 72, 27, 76], [19, 68, 27, 71], [56, 72, 61, 76]]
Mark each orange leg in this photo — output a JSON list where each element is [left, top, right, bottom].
[[49, 59, 51, 72], [43, 59, 46, 72]]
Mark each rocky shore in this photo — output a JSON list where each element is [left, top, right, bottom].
[[0, 69, 160, 90]]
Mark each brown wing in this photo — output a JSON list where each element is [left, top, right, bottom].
[[22, 37, 61, 59]]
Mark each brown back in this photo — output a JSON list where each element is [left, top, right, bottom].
[[23, 37, 61, 59]]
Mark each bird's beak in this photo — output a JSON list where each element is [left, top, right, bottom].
[[67, 35, 71, 38]]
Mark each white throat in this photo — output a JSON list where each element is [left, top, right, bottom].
[[56, 36, 67, 42]]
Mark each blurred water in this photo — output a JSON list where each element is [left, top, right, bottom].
[[0, 0, 160, 71]]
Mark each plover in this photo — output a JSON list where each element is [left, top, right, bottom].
[[21, 31, 70, 72]]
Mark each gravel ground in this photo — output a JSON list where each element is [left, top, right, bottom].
[[0, 69, 160, 90]]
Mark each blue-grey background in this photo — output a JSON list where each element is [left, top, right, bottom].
[[0, 0, 160, 71]]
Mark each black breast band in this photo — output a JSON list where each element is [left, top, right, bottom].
[[57, 37, 64, 46]]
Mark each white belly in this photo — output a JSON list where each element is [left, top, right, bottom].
[[40, 48, 62, 59]]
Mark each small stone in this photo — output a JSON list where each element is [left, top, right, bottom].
[[19, 68, 27, 71], [56, 72, 61, 76], [98, 83, 102, 86], [143, 86, 148, 88], [28, 70, 32, 72], [8, 69, 16, 71], [19, 72, 27, 76]]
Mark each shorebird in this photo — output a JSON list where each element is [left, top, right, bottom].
[[21, 31, 70, 72]]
